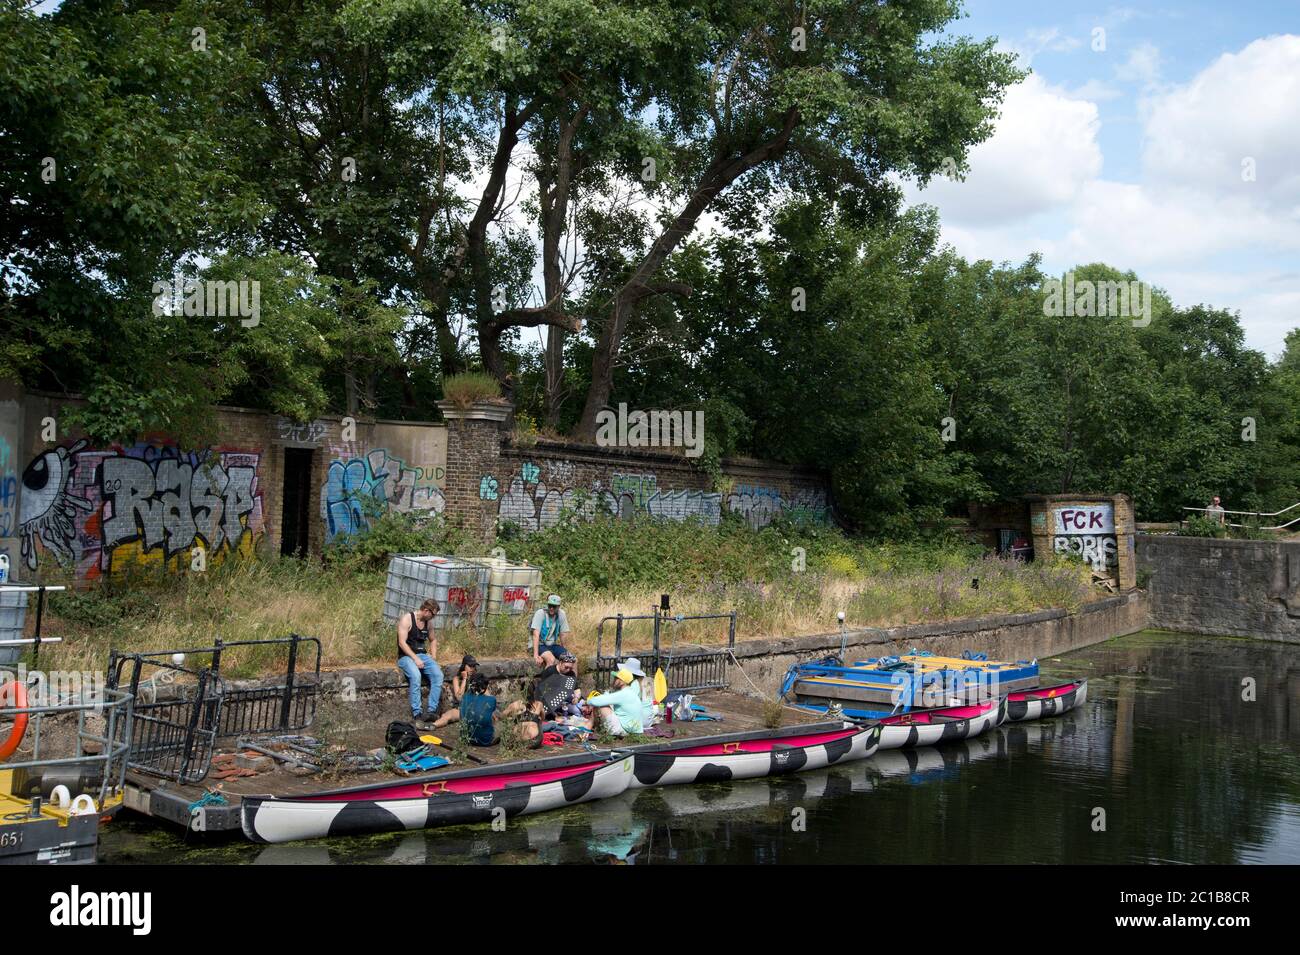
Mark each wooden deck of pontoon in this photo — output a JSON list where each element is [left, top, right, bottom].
[[121, 691, 829, 833]]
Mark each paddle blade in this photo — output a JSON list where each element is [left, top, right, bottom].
[[654, 669, 668, 702], [419, 734, 442, 746]]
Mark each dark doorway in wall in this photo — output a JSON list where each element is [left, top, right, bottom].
[[281, 448, 314, 557]]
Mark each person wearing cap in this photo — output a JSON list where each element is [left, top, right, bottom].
[[529, 594, 571, 668], [586, 670, 644, 737], [504, 652, 581, 721], [430, 654, 482, 732]]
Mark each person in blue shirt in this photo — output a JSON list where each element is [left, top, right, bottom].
[[459, 673, 500, 746], [459, 673, 540, 746], [587, 670, 644, 736], [529, 594, 571, 667]]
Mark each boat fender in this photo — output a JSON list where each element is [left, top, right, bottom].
[[0, 681, 29, 762], [50, 784, 71, 808], [69, 794, 97, 816]]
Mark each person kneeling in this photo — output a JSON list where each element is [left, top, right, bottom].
[[462, 673, 538, 746], [586, 670, 644, 737]]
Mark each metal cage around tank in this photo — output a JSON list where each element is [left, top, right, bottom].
[[593, 609, 737, 693]]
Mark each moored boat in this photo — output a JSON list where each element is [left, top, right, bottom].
[[875, 697, 1006, 750], [241, 752, 635, 844], [781, 652, 1038, 716], [1005, 680, 1087, 722], [629, 722, 880, 789]]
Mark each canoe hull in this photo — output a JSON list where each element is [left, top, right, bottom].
[[241, 755, 636, 844], [630, 724, 880, 789], [1005, 680, 1087, 722], [876, 698, 1006, 751]]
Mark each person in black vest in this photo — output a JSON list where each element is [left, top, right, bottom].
[[397, 598, 444, 722]]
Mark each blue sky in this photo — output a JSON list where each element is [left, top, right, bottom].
[[907, 1, 1300, 356]]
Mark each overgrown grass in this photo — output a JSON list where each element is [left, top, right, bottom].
[[28, 512, 1098, 677], [441, 371, 502, 409]]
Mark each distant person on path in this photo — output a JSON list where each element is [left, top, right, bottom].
[[1206, 496, 1227, 525], [530, 594, 571, 668], [397, 598, 444, 723]]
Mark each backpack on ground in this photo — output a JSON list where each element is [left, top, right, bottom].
[[386, 720, 423, 755]]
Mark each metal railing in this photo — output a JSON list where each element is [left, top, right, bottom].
[[106, 634, 321, 783], [593, 608, 737, 693], [0, 676, 134, 813], [0, 585, 67, 664], [1182, 502, 1300, 531]]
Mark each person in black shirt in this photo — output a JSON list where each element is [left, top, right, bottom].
[[397, 598, 444, 722]]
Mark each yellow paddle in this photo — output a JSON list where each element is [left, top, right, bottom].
[[654, 669, 668, 705], [420, 733, 485, 764]]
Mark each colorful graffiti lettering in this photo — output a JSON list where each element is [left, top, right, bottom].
[[490, 461, 827, 533], [0, 434, 17, 539], [322, 448, 445, 538], [479, 475, 499, 501], [726, 484, 828, 528], [1051, 503, 1117, 574], [19, 440, 265, 578]]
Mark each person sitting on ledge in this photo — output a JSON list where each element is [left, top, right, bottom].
[[529, 594, 571, 668], [586, 670, 644, 737], [429, 655, 481, 732], [397, 598, 444, 723], [459, 673, 539, 746]]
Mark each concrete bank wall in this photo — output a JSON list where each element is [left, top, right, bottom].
[[1136, 534, 1300, 643], [296, 591, 1148, 708], [723, 590, 1149, 696]]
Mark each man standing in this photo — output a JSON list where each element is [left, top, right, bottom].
[[1206, 496, 1227, 526], [398, 598, 444, 722], [529, 594, 571, 668]]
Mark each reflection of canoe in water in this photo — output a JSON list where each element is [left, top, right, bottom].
[[630, 723, 880, 788], [242, 754, 635, 844], [1006, 680, 1087, 722], [876, 697, 1006, 751]]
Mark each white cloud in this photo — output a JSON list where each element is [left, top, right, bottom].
[[1142, 35, 1300, 205], [909, 73, 1102, 225], [1116, 41, 1164, 86], [907, 34, 1300, 354]]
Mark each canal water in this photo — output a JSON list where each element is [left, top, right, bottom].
[[99, 630, 1300, 864]]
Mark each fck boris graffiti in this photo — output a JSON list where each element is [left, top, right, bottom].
[[19, 440, 264, 578]]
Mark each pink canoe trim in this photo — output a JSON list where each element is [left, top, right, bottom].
[[657, 727, 861, 758], [879, 699, 997, 725], [1007, 681, 1079, 702], [302, 760, 607, 802]]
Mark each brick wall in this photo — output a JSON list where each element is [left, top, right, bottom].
[[468, 438, 830, 535], [8, 387, 830, 581], [9, 389, 449, 584], [1028, 493, 1137, 591]]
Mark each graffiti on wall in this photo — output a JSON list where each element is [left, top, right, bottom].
[[18, 440, 265, 578], [488, 461, 823, 532], [0, 434, 17, 539], [1051, 504, 1117, 574], [322, 448, 445, 538], [276, 417, 329, 445], [727, 484, 829, 529]]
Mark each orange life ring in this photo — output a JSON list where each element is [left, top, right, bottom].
[[0, 681, 29, 762]]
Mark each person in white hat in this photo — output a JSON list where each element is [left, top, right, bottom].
[[620, 657, 656, 727], [529, 594, 571, 668], [586, 669, 644, 736]]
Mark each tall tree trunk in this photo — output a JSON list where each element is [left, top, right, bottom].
[[575, 109, 801, 438]]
